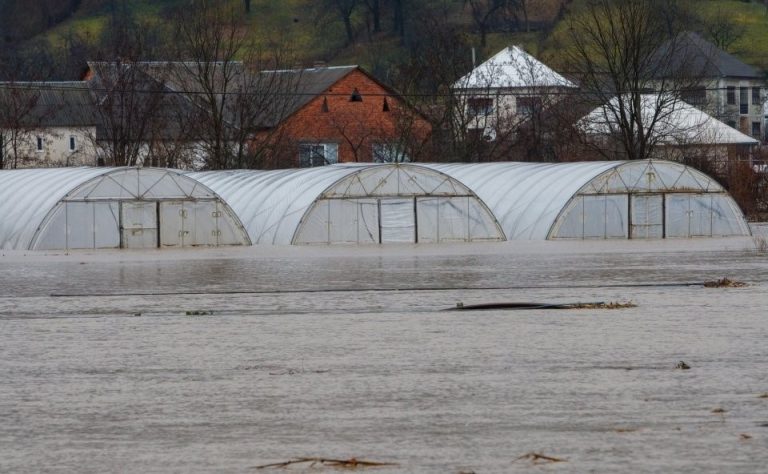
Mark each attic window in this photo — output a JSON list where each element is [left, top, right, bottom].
[[382, 97, 390, 112], [350, 88, 362, 102], [321, 96, 329, 112]]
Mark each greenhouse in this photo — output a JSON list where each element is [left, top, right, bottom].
[[189, 164, 505, 245], [425, 160, 750, 240], [0, 160, 750, 251], [0, 167, 250, 250]]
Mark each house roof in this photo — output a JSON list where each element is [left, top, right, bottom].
[[0, 82, 98, 128], [655, 32, 762, 79], [580, 94, 759, 145], [453, 46, 577, 90], [255, 65, 358, 128]]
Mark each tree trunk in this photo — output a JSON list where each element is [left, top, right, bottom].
[[343, 14, 354, 44], [244, 0, 251, 13], [371, 0, 380, 32], [393, 0, 404, 37]]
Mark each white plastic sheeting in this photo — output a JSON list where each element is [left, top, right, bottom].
[[547, 161, 750, 239], [424, 161, 750, 241], [0, 167, 249, 250], [191, 164, 505, 245]]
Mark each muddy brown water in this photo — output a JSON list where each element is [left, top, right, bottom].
[[1, 240, 767, 473]]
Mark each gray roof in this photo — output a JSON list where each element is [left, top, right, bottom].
[[256, 66, 358, 127], [0, 82, 98, 128], [657, 32, 762, 79]]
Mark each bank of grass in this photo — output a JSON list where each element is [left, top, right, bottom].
[[32, 0, 768, 74]]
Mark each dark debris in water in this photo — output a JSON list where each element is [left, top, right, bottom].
[[451, 301, 636, 311], [253, 457, 397, 469], [703, 278, 748, 288], [675, 361, 691, 370], [512, 452, 566, 464], [185, 310, 213, 316]]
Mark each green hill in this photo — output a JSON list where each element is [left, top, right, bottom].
[[4, 0, 768, 79]]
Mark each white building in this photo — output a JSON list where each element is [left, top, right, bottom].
[[0, 82, 98, 169], [580, 94, 759, 166], [452, 46, 578, 138]]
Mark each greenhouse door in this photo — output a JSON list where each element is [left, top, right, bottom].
[[160, 201, 221, 247], [121, 201, 158, 248], [380, 198, 415, 243], [630, 194, 663, 239]]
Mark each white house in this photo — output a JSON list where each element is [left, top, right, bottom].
[[0, 82, 98, 169], [580, 94, 759, 167], [452, 45, 578, 139], [655, 32, 765, 141]]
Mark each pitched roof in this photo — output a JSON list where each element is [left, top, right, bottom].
[[255, 65, 358, 128], [656, 32, 762, 79], [0, 82, 98, 128], [453, 46, 577, 89], [580, 94, 759, 145]]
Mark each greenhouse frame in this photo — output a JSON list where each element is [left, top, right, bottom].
[[0, 160, 750, 250], [0, 168, 250, 250], [189, 164, 505, 245]]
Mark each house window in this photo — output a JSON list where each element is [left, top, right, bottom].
[[299, 143, 338, 167], [682, 88, 707, 106], [372, 142, 410, 163], [36, 136, 43, 152], [350, 88, 363, 102], [467, 97, 493, 116], [753, 87, 761, 105], [516, 96, 542, 116], [740, 87, 749, 114], [752, 122, 761, 138], [69, 136, 76, 152], [727, 86, 736, 105]]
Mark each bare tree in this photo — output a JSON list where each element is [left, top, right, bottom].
[[0, 83, 47, 168], [169, 0, 249, 169], [698, 7, 746, 52], [86, 61, 168, 167], [566, 0, 702, 161], [464, 0, 515, 48]]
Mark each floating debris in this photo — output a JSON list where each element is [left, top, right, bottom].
[[450, 301, 636, 311], [703, 278, 748, 288], [675, 361, 691, 370], [740, 434, 752, 440], [758, 393, 768, 399], [254, 457, 397, 469], [185, 310, 213, 316], [613, 428, 639, 433], [711, 408, 727, 414], [512, 452, 566, 464]]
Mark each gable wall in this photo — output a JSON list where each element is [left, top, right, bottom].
[[261, 69, 431, 167]]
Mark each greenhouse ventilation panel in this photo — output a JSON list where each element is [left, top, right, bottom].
[[0, 167, 250, 250]]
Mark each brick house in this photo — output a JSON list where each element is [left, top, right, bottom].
[[254, 65, 432, 168]]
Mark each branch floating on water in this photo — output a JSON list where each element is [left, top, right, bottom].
[[253, 457, 398, 469], [512, 452, 566, 464]]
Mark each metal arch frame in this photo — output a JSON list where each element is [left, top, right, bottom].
[[290, 163, 507, 245], [546, 160, 751, 239], [28, 167, 252, 250]]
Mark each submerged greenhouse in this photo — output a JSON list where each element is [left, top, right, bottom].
[[425, 160, 750, 240], [0, 167, 250, 250], [189, 164, 505, 245], [0, 160, 750, 251]]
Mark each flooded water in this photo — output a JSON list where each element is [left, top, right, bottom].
[[1, 240, 767, 473]]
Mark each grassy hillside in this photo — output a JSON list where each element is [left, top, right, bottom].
[[22, 0, 768, 77]]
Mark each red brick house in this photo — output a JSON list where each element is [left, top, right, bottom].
[[254, 65, 432, 168]]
